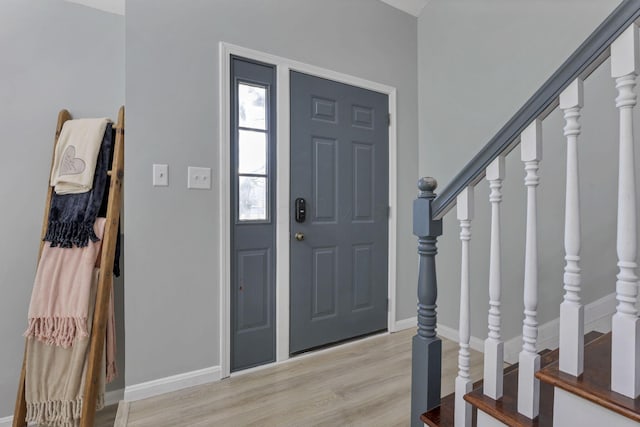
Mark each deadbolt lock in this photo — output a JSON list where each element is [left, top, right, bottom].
[[294, 232, 305, 241]]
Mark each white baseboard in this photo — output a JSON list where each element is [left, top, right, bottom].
[[0, 388, 126, 426], [584, 292, 616, 332], [437, 323, 484, 352], [105, 388, 125, 406], [394, 316, 484, 352], [394, 316, 417, 331], [503, 292, 616, 363], [432, 292, 616, 364], [124, 365, 221, 402]]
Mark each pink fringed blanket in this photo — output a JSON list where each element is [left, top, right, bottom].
[[26, 218, 106, 347]]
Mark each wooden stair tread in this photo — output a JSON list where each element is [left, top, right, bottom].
[[463, 355, 556, 427], [422, 331, 603, 426], [421, 357, 531, 426], [536, 332, 640, 423], [464, 331, 602, 427]]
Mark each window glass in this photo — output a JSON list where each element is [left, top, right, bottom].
[[239, 84, 267, 130], [238, 130, 267, 174], [238, 176, 267, 221]]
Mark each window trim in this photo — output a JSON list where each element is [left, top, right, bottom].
[[233, 75, 274, 224]]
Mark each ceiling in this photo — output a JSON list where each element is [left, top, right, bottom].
[[64, 0, 428, 18]]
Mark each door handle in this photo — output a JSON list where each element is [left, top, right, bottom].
[[294, 232, 305, 241]]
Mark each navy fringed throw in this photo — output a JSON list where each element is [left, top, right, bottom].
[[44, 124, 113, 248]]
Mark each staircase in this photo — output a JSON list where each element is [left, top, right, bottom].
[[421, 331, 640, 426], [410, 1, 640, 426]]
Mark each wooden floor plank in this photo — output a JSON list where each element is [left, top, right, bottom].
[[124, 330, 483, 427]]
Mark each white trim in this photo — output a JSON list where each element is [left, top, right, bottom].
[[105, 388, 124, 406], [387, 92, 399, 333], [503, 292, 616, 363], [275, 61, 292, 363], [218, 42, 399, 375], [553, 388, 639, 427], [218, 42, 232, 379], [477, 409, 509, 427], [434, 293, 617, 364], [437, 323, 484, 353], [394, 316, 417, 332], [584, 292, 616, 332], [123, 366, 221, 402], [0, 415, 12, 427]]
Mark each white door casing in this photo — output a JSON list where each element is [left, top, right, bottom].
[[218, 42, 398, 377]]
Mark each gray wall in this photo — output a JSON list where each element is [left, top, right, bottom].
[[417, 0, 631, 342], [125, 0, 418, 386], [0, 0, 124, 417]]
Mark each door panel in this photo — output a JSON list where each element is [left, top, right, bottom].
[[290, 71, 389, 354], [231, 57, 276, 371]]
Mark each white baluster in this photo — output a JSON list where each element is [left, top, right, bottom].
[[517, 119, 542, 419], [455, 187, 474, 427], [559, 78, 584, 377], [483, 156, 505, 400], [611, 23, 640, 399]]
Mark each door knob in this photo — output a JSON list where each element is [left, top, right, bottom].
[[294, 232, 305, 241]]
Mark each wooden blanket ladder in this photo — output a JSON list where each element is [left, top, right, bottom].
[[13, 106, 125, 427]]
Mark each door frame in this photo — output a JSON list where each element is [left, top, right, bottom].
[[219, 42, 398, 378]]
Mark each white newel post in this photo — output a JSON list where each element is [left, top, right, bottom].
[[559, 78, 585, 377], [455, 187, 474, 427], [484, 156, 505, 400], [518, 119, 542, 419], [611, 23, 640, 399]]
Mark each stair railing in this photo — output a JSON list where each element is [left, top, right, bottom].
[[411, 1, 640, 426]]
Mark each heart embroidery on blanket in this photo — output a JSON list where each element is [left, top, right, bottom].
[[59, 145, 86, 176]]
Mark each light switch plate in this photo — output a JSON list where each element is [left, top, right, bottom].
[[153, 164, 169, 186], [188, 166, 211, 190]]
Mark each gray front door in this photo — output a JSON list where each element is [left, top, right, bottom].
[[290, 71, 389, 354]]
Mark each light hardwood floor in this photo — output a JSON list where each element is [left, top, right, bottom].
[[105, 330, 482, 427]]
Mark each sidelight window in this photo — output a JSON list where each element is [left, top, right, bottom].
[[235, 81, 271, 221]]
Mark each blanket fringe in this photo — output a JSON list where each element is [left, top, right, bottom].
[[26, 394, 104, 427], [106, 361, 118, 384], [24, 317, 88, 348], [44, 220, 100, 249]]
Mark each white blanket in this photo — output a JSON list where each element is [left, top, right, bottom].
[[50, 118, 110, 194]]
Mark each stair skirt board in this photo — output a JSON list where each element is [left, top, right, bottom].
[[114, 400, 130, 427], [553, 388, 639, 427], [477, 410, 509, 427], [437, 292, 615, 363]]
